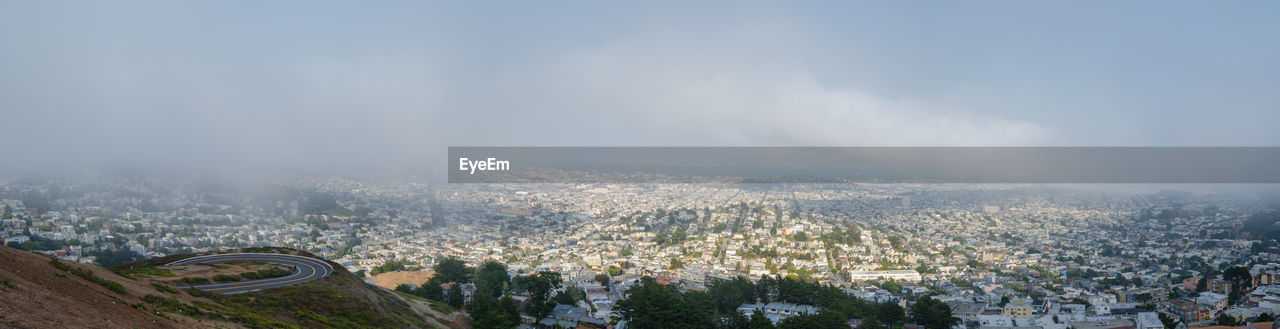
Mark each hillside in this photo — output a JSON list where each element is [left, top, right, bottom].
[[0, 245, 468, 329]]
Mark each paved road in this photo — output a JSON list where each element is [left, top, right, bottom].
[[167, 253, 334, 294]]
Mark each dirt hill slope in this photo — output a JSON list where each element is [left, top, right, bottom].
[[0, 245, 235, 329], [0, 245, 469, 329]]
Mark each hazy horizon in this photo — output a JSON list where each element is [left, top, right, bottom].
[[3, 1, 1278, 178]]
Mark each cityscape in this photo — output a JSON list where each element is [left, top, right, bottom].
[[4, 175, 1280, 329]]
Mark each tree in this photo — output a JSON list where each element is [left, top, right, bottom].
[[756, 276, 777, 304], [711, 276, 755, 314], [515, 271, 563, 319], [1218, 314, 1239, 327], [434, 257, 472, 284], [474, 260, 510, 297], [1257, 313, 1275, 322], [1224, 266, 1252, 287], [1224, 266, 1253, 305], [749, 309, 776, 329], [1159, 311, 1180, 329], [719, 310, 750, 329], [911, 295, 960, 329], [860, 316, 883, 329], [446, 284, 465, 309], [496, 295, 520, 326], [414, 257, 472, 302], [553, 286, 585, 306], [421, 282, 444, 301], [595, 273, 611, 286], [876, 302, 906, 328], [469, 292, 522, 329], [881, 279, 903, 295], [683, 290, 716, 319], [371, 259, 410, 276], [617, 277, 716, 329], [777, 310, 847, 329]]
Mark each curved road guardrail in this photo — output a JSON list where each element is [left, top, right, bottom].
[[166, 253, 334, 294]]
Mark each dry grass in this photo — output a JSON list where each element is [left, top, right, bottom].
[[369, 270, 435, 290]]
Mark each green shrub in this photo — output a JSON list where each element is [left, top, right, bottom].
[[188, 287, 210, 297], [103, 280, 126, 294], [213, 274, 242, 283], [152, 282, 180, 294], [115, 267, 176, 279], [181, 277, 211, 285], [48, 258, 72, 271], [240, 267, 292, 280], [50, 258, 127, 294], [143, 294, 206, 317]]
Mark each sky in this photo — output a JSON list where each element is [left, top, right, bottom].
[[1, 1, 1277, 177]]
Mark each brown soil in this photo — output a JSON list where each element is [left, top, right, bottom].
[[0, 246, 243, 329]]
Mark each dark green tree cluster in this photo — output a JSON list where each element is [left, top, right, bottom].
[[389, 257, 600, 328], [553, 286, 586, 306], [474, 260, 511, 297], [468, 292, 521, 329], [911, 296, 960, 329], [820, 225, 862, 245], [514, 271, 563, 319], [617, 277, 717, 329], [776, 310, 848, 329], [621, 275, 937, 329], [1223, 266, 1253, 305], [369, 259, 412, 275], [395, 257, 472, 302], [446, 284, 465, 308], [393, 258, 523, 329], [1218, 314, 1240, 327], [879, 279, 904, 295]]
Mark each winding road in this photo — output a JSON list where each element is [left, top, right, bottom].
[[167, 253, 334, 294]]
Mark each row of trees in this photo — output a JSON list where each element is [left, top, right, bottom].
[[369, 259, 413, 276], [394, 257, 587, 329], [619, 274, 958, 329], [392, 258, 956, 329]]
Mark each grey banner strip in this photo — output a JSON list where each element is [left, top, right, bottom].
[[447, 147, 1280, 184]]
